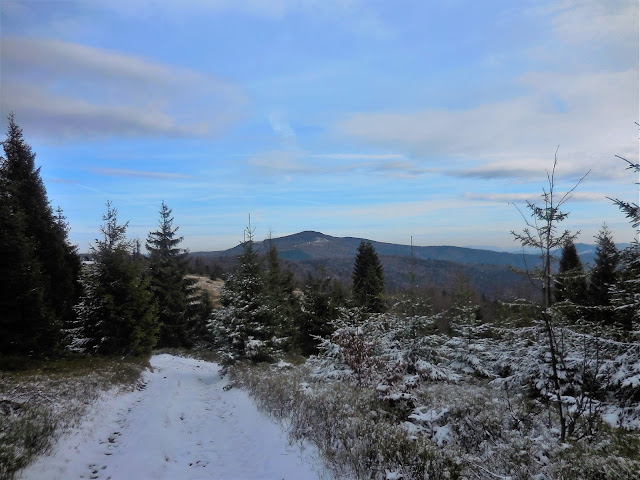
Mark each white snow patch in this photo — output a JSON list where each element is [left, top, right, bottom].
[[18, 354, 331, 480]]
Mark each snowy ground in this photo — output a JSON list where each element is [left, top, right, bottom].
[[19, 354, 330, 480]]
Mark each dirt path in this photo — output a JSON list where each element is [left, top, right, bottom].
[[19, 354, 329, 480]]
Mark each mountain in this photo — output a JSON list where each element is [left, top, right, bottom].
[[190, 231, 547, 300], [196, 230, 542, 267]]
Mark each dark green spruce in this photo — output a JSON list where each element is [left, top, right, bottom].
[[0, 115, 80, 356], [146, 201, 197, 348], [587, 226, 619, 325], [554, 238, 587, 316], [351, 240, 386, 313], [72, 202, 158, 356]]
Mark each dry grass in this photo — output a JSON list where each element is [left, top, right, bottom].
[[231, 362, 640, 480], [186, 275, 224, 305], [0, 354, 149, 479]]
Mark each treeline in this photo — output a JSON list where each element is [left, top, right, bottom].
[[0, 117, 388, 360], [0, 117, 211, 358], [1, 115, 638, 364]]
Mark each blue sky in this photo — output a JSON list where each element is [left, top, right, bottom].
[[1, 0, 638, 252]]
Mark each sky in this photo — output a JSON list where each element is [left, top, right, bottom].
[[1, 0, 638, 253]]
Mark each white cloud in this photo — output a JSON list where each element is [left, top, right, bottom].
[[464, 191, 608, 204], [549, 0, 637, 48], [336, 69, 638, 181], [309, 153, 404, 160], [1, 37, 249, 139], [91, 168, 194, 179], [248, 149, 438, 178]]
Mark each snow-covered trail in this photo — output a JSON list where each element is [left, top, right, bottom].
[[20, 354, 329, 480]]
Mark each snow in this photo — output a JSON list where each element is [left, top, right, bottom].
[[18, 354, 330, 480]]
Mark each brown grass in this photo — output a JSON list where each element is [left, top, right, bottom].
[[186, 275, 224, 305]]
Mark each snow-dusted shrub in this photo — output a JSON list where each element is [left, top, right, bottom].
[[547, 433, 640, 480], [232, 363, 462, 480], [311, 309, 457, 390]]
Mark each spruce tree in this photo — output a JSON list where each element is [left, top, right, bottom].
[[511, 153, 589, 442], [209, 227, 275, 361], [72, 202, 158, 356], [609, 157, 640, 332], [146, 201, 195, 347], [297, 268, 344, 356], [0, 114, 80, 355], [351, 240, 386, 313], [587, 226, 619, 324], [264, 241, 299, 351], [610, 245, 639, 331], [554, 238, 587, 308], [0, 176, 51, 355]]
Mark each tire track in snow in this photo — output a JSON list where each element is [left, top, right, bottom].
[[19, 354, 329, 480]]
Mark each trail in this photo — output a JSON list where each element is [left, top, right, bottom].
[[19, 354, 329, 480]]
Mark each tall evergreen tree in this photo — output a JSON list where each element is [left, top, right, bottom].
[[72, 203, 158, 356], [609, 156, 640, 332], [608, 156, 639, 232], [146, 201, 195, 347], [264, 241, 299, 351], [554, 238, 587, 308], [297, 268, 344, 356], [0, 114, 80, 355], [610, 244, 639, 331], [351, 241, 386, 313], [587, 226, 619, 324], [209, 227, 276, 361], [0, 175, 51, 355]]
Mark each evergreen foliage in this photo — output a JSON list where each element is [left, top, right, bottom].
[[72, 202, 158, 356], [608, 154, 640, 333], [0, 178, 50, 355], [186, 290, 215, 346], [264, 242, 300, 351], [297, 268, 345, 355], [209, 228, 276, 361], [511, 154, 589, 442], [0, 115, 80, 356], [587, 226, 619, 324], [553, 239, 587, 313], [610, 244, 640, 332], [607, 156, 640, 231], [146, 202, 196, 348], [209, 228, 308, 361], [351, 240, 386, 313]]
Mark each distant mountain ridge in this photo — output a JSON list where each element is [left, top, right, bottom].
[[196, 230, 542, 269], [189, 231, 624, 299]]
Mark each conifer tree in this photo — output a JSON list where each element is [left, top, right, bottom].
[[511, 153, 589, 442], [554, 239, 587, 308], [351, 240, 386, 313], [0, 176, 51, 355], [264, 241, 299, 351], [0, 114, 80, 355], [72, 202, 158, 356], [209, 227, 276, 361], [611, 245, 639, 331], [587, 226, 619, 324], [608, 156, 639, 231], [297, 268, 344, 356], [608, 156, 639, 332], [146, 201, 195, 347]]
